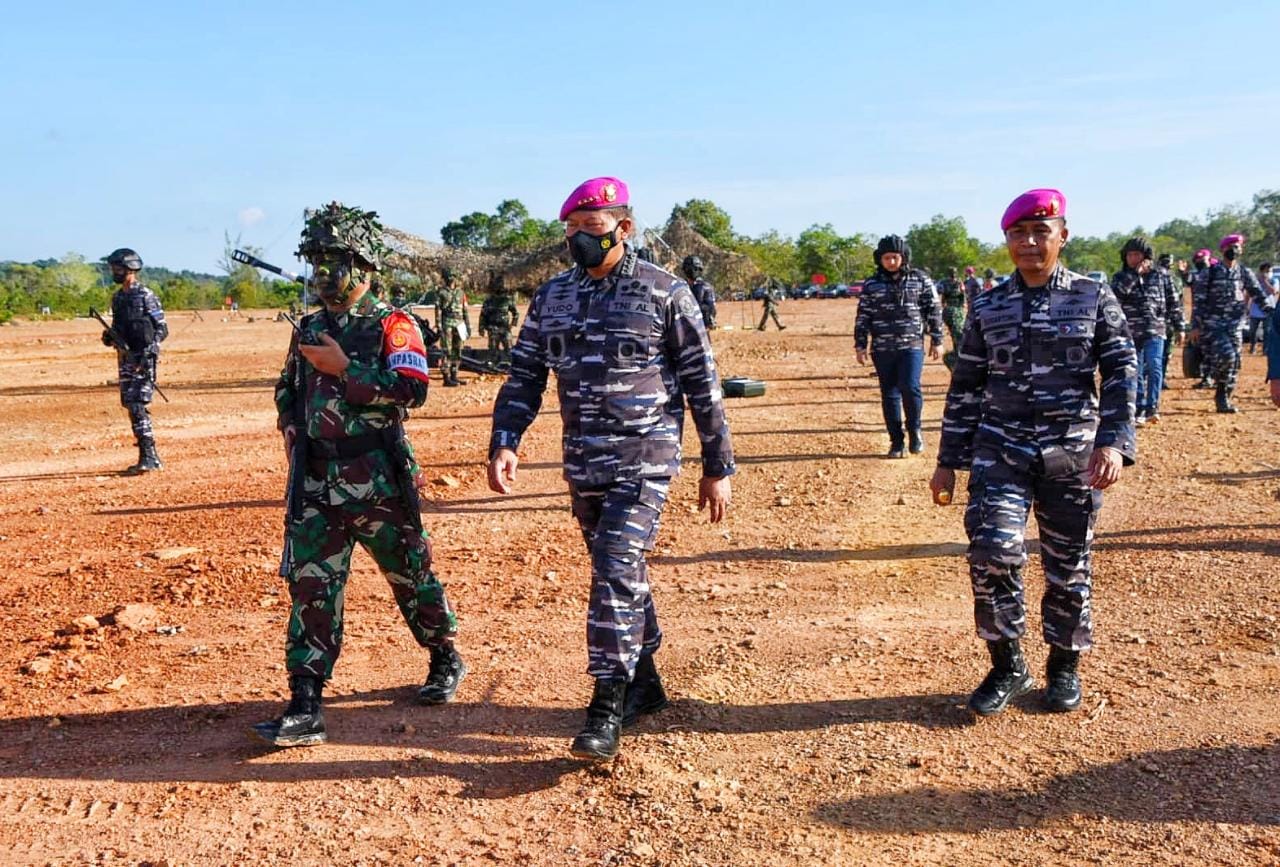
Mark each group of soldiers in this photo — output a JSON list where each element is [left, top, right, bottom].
[[90, 178, 1275, 763]]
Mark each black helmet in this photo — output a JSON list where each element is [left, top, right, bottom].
[[984, 268, 995, 279], [1120, 236, 1154, 265], [947, 267, 958, 279], [1157, 252, 1173, 267], [874, 235, 910, 269], [681, 255, 704, 278], [106, 248, 143, 271]]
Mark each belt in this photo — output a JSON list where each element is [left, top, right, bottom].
[[308, 431, 392, 460]]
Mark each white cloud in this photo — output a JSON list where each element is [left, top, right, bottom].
[[238, 206, 266, 227]]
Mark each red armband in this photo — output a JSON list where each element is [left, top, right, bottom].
[[382, 311, 430, 383]]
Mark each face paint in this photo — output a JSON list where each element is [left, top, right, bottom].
[[567, 226, 619, 269], [110, 266, 127, 285], [310, 252, 365, 305], [1223, 245, 1240, 262]]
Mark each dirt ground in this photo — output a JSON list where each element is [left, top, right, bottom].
[[0, 299, 1276, 866]]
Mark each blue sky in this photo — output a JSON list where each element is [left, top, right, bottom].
[[3, 1, 1276, 272]]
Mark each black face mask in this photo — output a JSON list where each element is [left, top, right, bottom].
[[1223, 246, 1240, 262], [568, 227, 619, 270], [110, 267, 128, 285]]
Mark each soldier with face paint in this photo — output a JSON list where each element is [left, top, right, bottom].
[[1183, 249, 1216, 389], [930, 188, 1137, 718], [1189, 233, 1265, 413], [487, 177, 735, 762], [1111, 237, 1181, 424], [254, 202, 465, 749], [101, 248, 168, 474]]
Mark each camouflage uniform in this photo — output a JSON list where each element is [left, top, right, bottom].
[[1186, 264, 1216, 385], [435, 282, 471, 385], [964, 276, 983, 314], [1110, 265, 1181, 418], [1191, 262, 1262, 408], [275, 293, 457, 680], [937, 277, 967, 370], [854, 268, 943, 450], [489, 247, 735, 680], [758, 282, 785, 331], [939, 266, 1137, 651], [110, 282, 168, 450], [1157, 264, 1185, 383], [690, 277, 717, 329], [478, 291, 519, 366]]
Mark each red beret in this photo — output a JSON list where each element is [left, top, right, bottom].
[[1001, 188, 1067, 232], [559, 177, 629, 222]]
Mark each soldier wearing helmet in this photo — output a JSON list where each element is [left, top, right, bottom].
[[682, 255, 717, 329], [255, 202, 466, 748], [854, 234, 944, 457], [1111, 237, 1180, 424], [101, 247, 168, 474]]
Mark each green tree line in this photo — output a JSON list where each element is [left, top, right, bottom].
[[668, 189, 1279, 286]]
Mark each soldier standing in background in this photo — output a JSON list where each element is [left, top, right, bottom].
[[1182, 249, 1216, 389], [101, 248, 168, 474], [1189, 233, 1264, 414], [1111, 237, 1180, 424], [758, 277, 787, 331], [854, 235, 944, 457], [930, 188, 1137, 717], [938, 267, 968, 370], [487, 177, 734, 761], [963, 265, 982, 313], [254, 202, 465, 749], [435, 268, 471, 386], [682, 255, 718, 329], [478, 276, 520, 367], [1156, 253, 1185, 388]]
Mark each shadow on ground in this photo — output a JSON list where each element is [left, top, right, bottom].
[[816, 741, 1280, 830]]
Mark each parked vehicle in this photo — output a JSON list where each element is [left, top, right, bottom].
[[848, 281, 864, 297], [1086, 270, 1107, 284], [789, 284, 819, 299]]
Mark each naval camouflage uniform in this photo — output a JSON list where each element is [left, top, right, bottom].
[[939, 265, 1137, 651], [690, 277, 717, 329], [1111, 264, 1181, 418], [275, 293, 457, 679], [854, 267, 943, 449], [1191, 262, 1263, 406], [478, 291, 520, 365], [490, 247, 735, 680], [110, 282, 168, 446]]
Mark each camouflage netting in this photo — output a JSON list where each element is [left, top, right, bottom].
[[382, 216, 762, 296]]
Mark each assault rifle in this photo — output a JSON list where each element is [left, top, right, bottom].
[[89, 306, 169, 403], [278, 311, 309, 577]]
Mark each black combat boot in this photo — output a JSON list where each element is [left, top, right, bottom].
[[1215, 385, 1238, 414], [622, 654, 669, 728], [908, 430, 925, 454], [968, 639, 1035, 716], [252, 675, 327, 747], [887, 442, 906, 459], [124, 441, 147, 474], [570, 678, 627, 761], [139, 438, 162, 472], [417, 643, 467, 705], [1044, 645, 1083, 712], [443, 367, 459, 387]]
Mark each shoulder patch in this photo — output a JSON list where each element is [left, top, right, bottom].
[[1103, 304, 1124, 327], [382, 310, 430, 383]]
